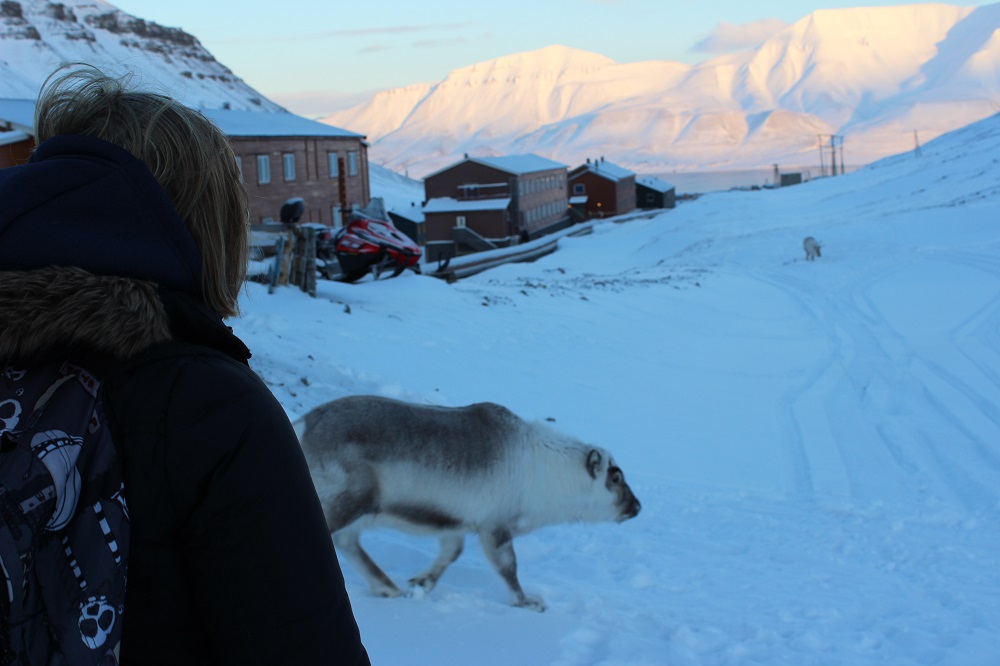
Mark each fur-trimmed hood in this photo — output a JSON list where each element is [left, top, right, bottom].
[[0, 267, 249, 363], [0, 134, 202, 298]]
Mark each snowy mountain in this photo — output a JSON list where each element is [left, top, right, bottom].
[[0, 0, 281, 111], [243, 109, 1000, 665], [324, 3, 1000, 176]]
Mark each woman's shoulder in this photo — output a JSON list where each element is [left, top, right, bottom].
[[104, 340, 283, 439]]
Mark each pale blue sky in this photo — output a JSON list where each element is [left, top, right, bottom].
[[110, 0, 994, 115]]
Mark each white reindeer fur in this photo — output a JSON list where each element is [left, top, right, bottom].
[[803, 236, 822, 261]]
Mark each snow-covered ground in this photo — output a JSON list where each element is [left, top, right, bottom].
[[235, 112, 1000, 665]]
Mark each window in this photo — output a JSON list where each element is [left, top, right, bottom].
[[328, 152, 340, 178], [257, 155, 271, 185], [235, 156, 243, 180], [456, 215, 467, 228], [331, 206, 343, 228], [347, 151, 359, 177], [573, 183, 585, 195], [283, 153, 296, 181]]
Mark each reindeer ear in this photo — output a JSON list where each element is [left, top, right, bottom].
[[586, 449, 602, 479]]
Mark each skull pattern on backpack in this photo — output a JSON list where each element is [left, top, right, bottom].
[[1, 362, 129, 665]]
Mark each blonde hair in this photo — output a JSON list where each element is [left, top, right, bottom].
[[34, 64, 249, 318]]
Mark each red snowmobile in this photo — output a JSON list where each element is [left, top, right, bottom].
[[318, 214, 422, 283]]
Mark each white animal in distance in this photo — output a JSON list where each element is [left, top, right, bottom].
[[295, 395, 641, 611], [803, 236, 822, 260]]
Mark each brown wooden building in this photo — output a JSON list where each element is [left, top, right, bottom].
[[423, 154, 569, 247], [0, 129, 32, 168], [568, 158, 637, 218], [203, 109, 370, 228], [0, 99, 38, 168]]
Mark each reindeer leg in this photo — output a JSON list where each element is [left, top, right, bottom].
[[333, 524, 402, 598], [409, 534, 464, 592], [478, 527, 546, 611]]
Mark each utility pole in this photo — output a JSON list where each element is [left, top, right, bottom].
[[914, 130, 923, 158], [817, 134, 825, 177], [818, 134, 844, 176]]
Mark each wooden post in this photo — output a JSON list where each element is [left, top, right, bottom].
[[268, 235, 285, 294], [302, 225, 317, 297], [277, 230, 294, 286], [269, 226, 317, 297]]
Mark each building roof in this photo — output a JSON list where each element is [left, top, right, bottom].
[[388, 204, 425, 223], [570, 160, 635, 182], [0, 99, 37, 133], [475, 154, 567, 175], [636, 175, 676, 192], [423, 197, 512, 214], [0, 98, 362, 140], [0, 129, 30, 147], [569, 195, 588, 204], [199, 108, 363, 139], [425, 153, 567, 179]]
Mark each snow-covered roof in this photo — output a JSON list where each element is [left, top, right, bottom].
[[423, 197, 512, 213], [474, 154, 567, 175], [388, 204, 425, 223], [200, 109, 363, 139], [636, 176, 675, 192], [0, 99, 363, 140], [425, 154, 567, 179], [0, 129, 30, 147], [569, 195, 588, 204], [0, 99, 37, 133], [571, 160, 635, 182]]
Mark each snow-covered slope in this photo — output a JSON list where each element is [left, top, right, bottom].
[[324, 4, 1000, 176], [242, 109, 1000, 664], [0, 0, 281, 111]]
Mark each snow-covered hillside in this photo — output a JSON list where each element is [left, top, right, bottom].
[[324, 4, 1000, 177], [237, 106, 1000, 663], [0, 0, 280, 111]]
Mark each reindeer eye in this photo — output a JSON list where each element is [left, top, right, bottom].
[[610, 469, 622, 485]]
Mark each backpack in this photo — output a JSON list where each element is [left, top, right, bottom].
[[0, 361, 129, 665]]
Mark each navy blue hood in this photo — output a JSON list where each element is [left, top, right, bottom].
[[0, 134, 202, 297]]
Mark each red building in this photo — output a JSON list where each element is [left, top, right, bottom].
[[568, 158, 637, 219], [202, 108, 370, 228], [0, 99, 37, 168]]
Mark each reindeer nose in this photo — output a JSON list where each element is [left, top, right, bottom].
[[622, 497, 641, 520]]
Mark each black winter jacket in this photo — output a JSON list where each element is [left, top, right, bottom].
[[0, 136, 370, 664]]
